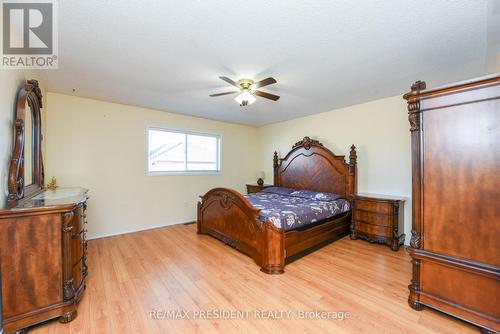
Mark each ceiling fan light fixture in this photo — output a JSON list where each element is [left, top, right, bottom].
[[210, 76, 279, 105], [234, 90, 256, 106]]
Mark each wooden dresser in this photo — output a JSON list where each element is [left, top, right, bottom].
[[404, 76, 500, 334], [350, 194, 405, 251], [0, 188, 89, 333], [246, 183, 272, 194], [0, 80, 89, 333]]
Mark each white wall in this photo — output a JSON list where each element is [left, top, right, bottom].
[[487, 0, 500, 72], [256, 95, 413, 243], [0, 72, 44, 208], [45, 93, 258, 239]]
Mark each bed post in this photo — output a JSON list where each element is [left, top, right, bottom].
[[349, 145, 357, 196], [196, 199, 203, 234], [273, 151, 279, 186], [260, 222, 285, 274], [349, 145, 358, 240]]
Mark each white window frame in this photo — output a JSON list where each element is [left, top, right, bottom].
[[146, 126, 222, 176]]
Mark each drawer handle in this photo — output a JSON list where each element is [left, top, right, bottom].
[[72, 229, 84, 239]]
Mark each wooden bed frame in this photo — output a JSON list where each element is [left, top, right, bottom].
[[197, 137, 358, 274]]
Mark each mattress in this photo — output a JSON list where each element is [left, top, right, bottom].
[[244, 191, 350, 231]]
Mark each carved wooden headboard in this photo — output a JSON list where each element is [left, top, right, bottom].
[[273, 137, 357, 198]]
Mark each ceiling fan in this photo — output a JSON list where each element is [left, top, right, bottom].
[[209, 76, 280, 106]]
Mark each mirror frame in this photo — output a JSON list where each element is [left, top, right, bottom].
[[7, 79, 44, 206]]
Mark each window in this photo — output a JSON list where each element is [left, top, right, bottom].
[[147, 127, 221, 174]]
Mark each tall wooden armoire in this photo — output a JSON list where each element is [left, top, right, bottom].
[[404, 76, 500, 334]]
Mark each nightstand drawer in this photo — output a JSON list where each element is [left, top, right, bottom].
[[351, 194, 405, 251], [355, 221, 392, 238], [246, 184, 272, 194], [355, 199, 393, 214], [354, 210, 393, 227]]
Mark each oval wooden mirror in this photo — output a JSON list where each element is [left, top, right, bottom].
[[7, 80, 44, 206]]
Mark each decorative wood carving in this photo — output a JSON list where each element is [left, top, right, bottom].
[[275, 137, 357, 198], [58, 311, 77, 324], [62, 212, 75, 301], [349, 145, 357, 169], [411, 80, 426, 92], [292, 136, 323, 150], [197, 139, 357, 274], [409, 229, 421, 249], [7, 120, 25, 202], [348, 145, 357, 195], [405, 80, 426, 132], [7, 79, 44, 206], [407, 101, 421, 132], [220, 193, 234, 209]]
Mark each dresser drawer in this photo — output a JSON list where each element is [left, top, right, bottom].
[[351, 195, 405, 251], [246, 184, 272, 194], [355, 199, 393, 214], [355, 221, 392, 238], [354, 210, 393, 227]]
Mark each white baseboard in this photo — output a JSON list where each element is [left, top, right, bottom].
[[86, 220, 195, 240]]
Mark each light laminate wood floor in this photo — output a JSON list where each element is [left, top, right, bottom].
[[31, 224, 477, 334]]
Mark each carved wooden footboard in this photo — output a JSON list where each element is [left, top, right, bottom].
[[197, 188, 286, 274]]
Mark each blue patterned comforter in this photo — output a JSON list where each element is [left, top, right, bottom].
[[244, 192, 350, 231]]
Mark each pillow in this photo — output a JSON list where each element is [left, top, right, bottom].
[[289, 190, 341, 202], [262, 187, 296, 196]]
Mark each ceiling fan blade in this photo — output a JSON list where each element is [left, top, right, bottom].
[[219, 76, 240, 88], [209, 91, 238, 97], [252, 77, 277, 89], [254, 90, 280, 101]]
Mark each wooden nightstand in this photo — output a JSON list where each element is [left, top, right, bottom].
[[246, 184, 272, 194], [350, 194, 405, 251]]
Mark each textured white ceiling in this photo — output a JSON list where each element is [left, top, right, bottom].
[[37, 0, 497, 126]]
